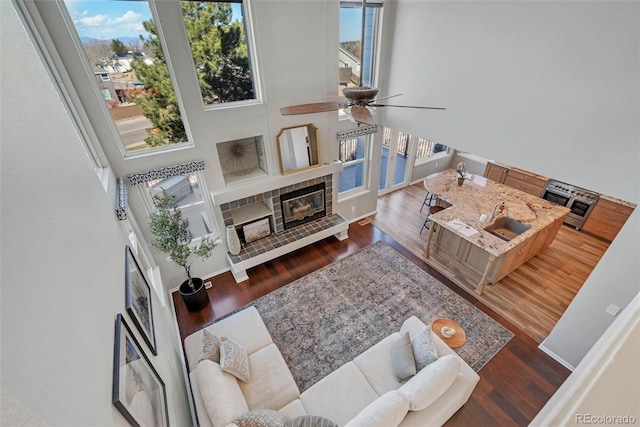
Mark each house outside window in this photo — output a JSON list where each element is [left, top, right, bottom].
[[62, 0, 189, 154], [29, 0, 258, 157], [339, 1, 381, 88]]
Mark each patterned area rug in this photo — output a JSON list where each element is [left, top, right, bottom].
[[229, 241, 514, 392]]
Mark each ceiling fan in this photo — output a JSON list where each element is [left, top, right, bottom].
[[280, 87, 445, 126], [280, 0, 446, 126]]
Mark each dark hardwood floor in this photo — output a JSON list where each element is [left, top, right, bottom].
[[173, 220, 570, 426]]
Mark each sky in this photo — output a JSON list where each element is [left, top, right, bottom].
[[64, 0, 243, 40], [340, 7, 363, 42], [64, 0, 361, 43]]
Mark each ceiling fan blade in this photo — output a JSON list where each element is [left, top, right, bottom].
[[370, 93, 403, 103], [280, 101, 345, 115], [351, 105, 376, 125], [369, 104, 446, 110]]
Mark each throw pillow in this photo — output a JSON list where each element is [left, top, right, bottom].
[[390, 332, 417, 380], [344, 390, 410, 427], [199, 329, 221, 364], [233, 409, 290, 427], [399, 354, 460, 411], [411, 328, 438, 370], [220, 336, 251, 383], [288, 415, 339, 427], [195, 359, 249, 426]]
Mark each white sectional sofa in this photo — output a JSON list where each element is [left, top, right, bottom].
[[183, 307, 479, 427]]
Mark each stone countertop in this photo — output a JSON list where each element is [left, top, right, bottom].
[[424, 170, 570, 257], [598, 193, 638, 209]]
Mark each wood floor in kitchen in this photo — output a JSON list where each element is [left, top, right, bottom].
[[372, 181, 611, 343]]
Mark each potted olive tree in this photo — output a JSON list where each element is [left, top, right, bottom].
[[148, 192, 219, 311]]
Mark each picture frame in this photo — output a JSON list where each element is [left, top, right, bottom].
[[242, 217, 271, 243], [125, 245, 157, 355], [113, 314, 169, 427]]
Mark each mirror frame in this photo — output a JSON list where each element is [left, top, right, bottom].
[[276, 123, 321, 175]]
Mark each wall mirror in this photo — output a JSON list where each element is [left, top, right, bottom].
[[276, 124, 320, 175]]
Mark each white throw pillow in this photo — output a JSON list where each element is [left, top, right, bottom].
[[220, 337, 250, 383], [399, 354, 460, 411], [345, 390, 410, 427], [195, 359, 249, 427]]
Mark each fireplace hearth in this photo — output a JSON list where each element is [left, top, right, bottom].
[[280, 183, 326, 230]]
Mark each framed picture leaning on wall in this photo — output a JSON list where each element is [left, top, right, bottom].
[[125, 245, 157, 355], [113, 314, 169, 427]]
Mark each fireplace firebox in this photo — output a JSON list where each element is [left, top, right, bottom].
[[280, 183, 326, 230]]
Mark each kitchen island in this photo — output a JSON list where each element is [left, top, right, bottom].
[[423, 170, 569, 294]]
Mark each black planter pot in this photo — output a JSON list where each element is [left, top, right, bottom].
[[179, 278, 209, 312]]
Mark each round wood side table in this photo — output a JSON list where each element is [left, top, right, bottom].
[[431, 318, 467, 348]]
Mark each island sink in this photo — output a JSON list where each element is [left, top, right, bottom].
[[484, 217, 531, 242]]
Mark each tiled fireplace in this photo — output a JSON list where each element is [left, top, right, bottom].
[[217, 174, 348, 282], [219, 176, 333, 234]]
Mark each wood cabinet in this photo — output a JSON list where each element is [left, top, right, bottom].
[[432, 226, 490, 277], [582, 198, 635, 241], [428, 215, 565, 293], [484, 162, 509, 183], [527, 217, 563, 259], [503, 169, 546, 197], [484, 163, 547, 197]]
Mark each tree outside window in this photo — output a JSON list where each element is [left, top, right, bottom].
[[63, 0, 256, 154]]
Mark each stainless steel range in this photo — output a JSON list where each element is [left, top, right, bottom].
[[542, 180, 599, 230]]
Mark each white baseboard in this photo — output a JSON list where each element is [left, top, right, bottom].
[[538, 343, 576, 371], [348, 210, 378, 223]]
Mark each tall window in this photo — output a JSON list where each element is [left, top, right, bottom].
[[181, 1, 256, 106], [338, 135, 370, 194], [45, 1, 256, 157], [339, 1, 381, 89], [63, 0, 188, 153]]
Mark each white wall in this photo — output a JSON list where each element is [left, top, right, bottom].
[[0, 3, 191, 425], [382, 0, 640, 368]]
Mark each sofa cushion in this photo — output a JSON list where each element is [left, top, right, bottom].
[[399, 354, 460, 411], [238, 343, 300, 411], [345, 390, 410, 427], [278, 399, 307, 419], [390, 332, 417, 380], [288, 415, 338, 427], [184, 307, 273, 371], [220, 337, 251, 383], [199, 329, 221, 363], [195, 360, 249, 427], [411, 328, 438, 370], [300, 362, 379, 427], [353, 333, 405, 396], [232, 409, 290, 427], [399, 316, 428, 339]]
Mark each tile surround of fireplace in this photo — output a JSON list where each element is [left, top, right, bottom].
[[218, 174, 348, 282], [219, 175, 333, 235]]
